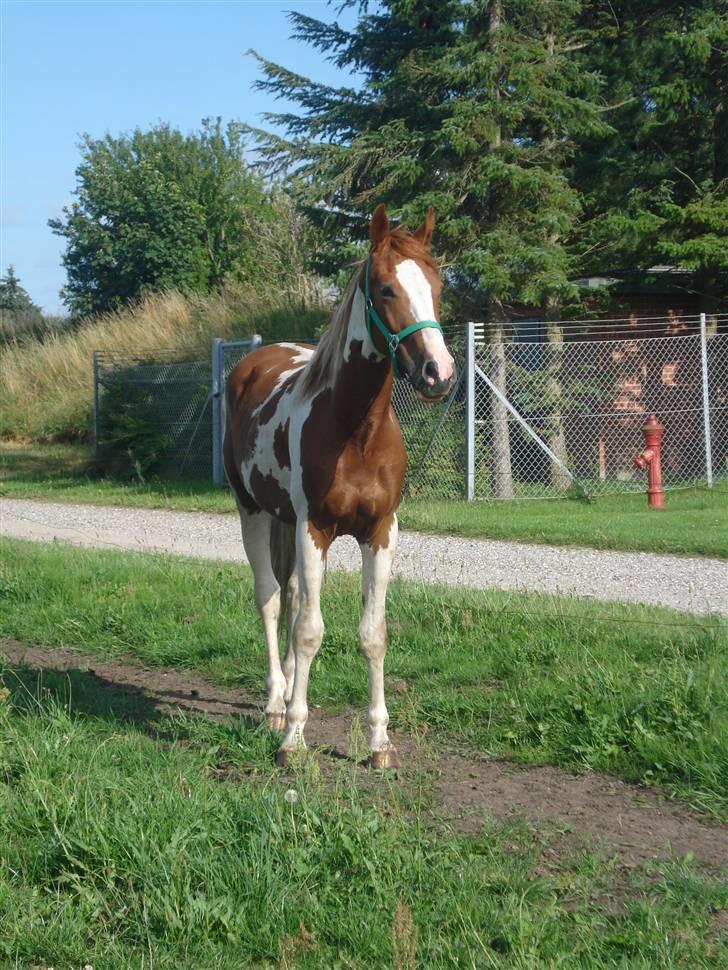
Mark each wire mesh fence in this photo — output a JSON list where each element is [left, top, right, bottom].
[[94, 349, 213, 480], [93, 315, 727, 498], [471, 328, 728, 499], [394, 322, 468, 498]]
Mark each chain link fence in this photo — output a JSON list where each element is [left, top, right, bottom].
[[94, 350, 212, 479], [94, 316, 727, 497], [470, 327, 727, 499]]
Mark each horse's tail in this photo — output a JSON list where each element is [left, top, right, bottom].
[[270, 518, 296, 636]]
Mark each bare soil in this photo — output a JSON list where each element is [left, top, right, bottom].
[[3, 638, 726, 873]]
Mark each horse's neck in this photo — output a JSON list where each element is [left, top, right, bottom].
[[331, 285, 393, 435]]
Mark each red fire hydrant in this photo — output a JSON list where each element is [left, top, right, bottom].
[[634, 414, 665, 509]]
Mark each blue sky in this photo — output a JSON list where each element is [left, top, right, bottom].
[[1, 0, 359, 312]]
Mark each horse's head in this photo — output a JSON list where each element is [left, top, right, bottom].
[[364, 204, 455, 402]]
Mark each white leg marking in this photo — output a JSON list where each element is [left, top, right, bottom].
[[359, 516, 398, 754], [240, 511, 286, 725], [279, 522, 326, 754]]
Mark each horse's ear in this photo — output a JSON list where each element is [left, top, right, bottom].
[[370, 204, 390, 249], [412, 206, 435, 248]]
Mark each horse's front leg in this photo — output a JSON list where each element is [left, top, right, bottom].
[[359, 514, 400, 769], [276, 520, 328, 766], [239, 509, 287, 732]]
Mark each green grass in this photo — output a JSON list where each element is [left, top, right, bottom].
[[0, 441, 233, 513], [399, 488, 728, 558], [3, 441, 727, 556], [1, 537, 726, 818], [2, 679, 726, 969]]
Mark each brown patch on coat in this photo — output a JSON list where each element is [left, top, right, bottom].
[[301, 340, 406, 549], [249, 465, 295, 524], [259, 372, 299, 425], [369, 513, 395, 553], [273, 419, 291, 470]]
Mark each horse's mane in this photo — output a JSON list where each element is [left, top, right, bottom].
[[300, 268, 361, 397], [300, 229, 435, 397]]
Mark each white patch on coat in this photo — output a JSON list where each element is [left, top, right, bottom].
[[344, 286, 382, 363], [238, 355, 311, 515], [358, 514, 399, 751], [277, 343, 315, 366], [394, 259, 454, 381]]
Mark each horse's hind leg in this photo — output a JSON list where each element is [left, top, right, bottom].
[[282, 569, 299, 703], [277, 520, 328, 765], [239, 510, 287, 731], [359, 514, 399, 769]]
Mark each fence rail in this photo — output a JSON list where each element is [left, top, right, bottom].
[[93, 316, 727, 498]]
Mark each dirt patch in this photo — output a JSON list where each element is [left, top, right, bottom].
[[2, 637, 726, 872]]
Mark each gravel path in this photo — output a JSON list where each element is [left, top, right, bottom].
[[1, 497, 726, 616]]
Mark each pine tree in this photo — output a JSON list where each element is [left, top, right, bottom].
[[572, 1, 728, 307], [248, 0, 609, 494], [248, 0, 609, 309], [0, 266, 41, 315]]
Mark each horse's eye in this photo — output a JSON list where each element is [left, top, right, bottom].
[[381, 285, 396, 299]]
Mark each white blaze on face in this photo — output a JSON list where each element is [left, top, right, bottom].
[[394, 259, 454, 382]]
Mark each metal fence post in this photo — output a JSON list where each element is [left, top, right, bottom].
[[700, 312, 713, 487], [92, 350, 100, 466], [466, 321, 475, 500], [211, 338, 224, 485]]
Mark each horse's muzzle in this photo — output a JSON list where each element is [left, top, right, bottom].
[[414, 362, 456, 403]]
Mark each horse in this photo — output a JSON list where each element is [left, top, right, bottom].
[[223, 204, 455, 767]]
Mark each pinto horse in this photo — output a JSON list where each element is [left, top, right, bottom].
[[224, 205, 454, 767]]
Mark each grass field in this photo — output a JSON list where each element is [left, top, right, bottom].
[[2, 537, 726, 816], [2, 683, 725, 969], [1, 537, 727, 967], [2, 441, 728, 557]]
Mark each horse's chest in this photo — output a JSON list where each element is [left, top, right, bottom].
[[302, 432, 406, 540]]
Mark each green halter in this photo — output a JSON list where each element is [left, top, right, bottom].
[[364, 255, 443, 378]]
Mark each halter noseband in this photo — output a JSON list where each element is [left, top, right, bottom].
[[364, 255, 443, 378]]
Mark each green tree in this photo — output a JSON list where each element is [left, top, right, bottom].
[[50, 119, 273, 317], [0, 266, 41, 315], [0, 266, 48, 344], [247, 0, 609, 494], [572, 2, 728, 307], [248, 1, 609, 307]]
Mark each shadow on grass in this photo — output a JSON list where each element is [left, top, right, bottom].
[[0, 440, 230, 509], [3, 662, 262, 740], [0, 442, 98, 481]]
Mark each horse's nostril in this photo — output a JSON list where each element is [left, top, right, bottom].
[[423, 359, 439, 383]]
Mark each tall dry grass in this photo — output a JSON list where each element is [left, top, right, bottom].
[[0, 286, 330, 442]]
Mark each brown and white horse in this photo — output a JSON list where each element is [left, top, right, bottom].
[[224, 204, 454, 767]]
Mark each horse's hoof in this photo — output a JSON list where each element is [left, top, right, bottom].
[[266, 712, 286, 732], [275, 748, 290, 767], [369, 748, 401, 771]]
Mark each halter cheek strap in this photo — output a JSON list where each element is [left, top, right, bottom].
[[364, 255, 443, 378]]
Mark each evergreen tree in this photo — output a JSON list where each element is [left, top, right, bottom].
[[248, 0, 609, 314], [572, 1, 728, 306], [0, 266, 41, 315], [247, 0, 610, 493]]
